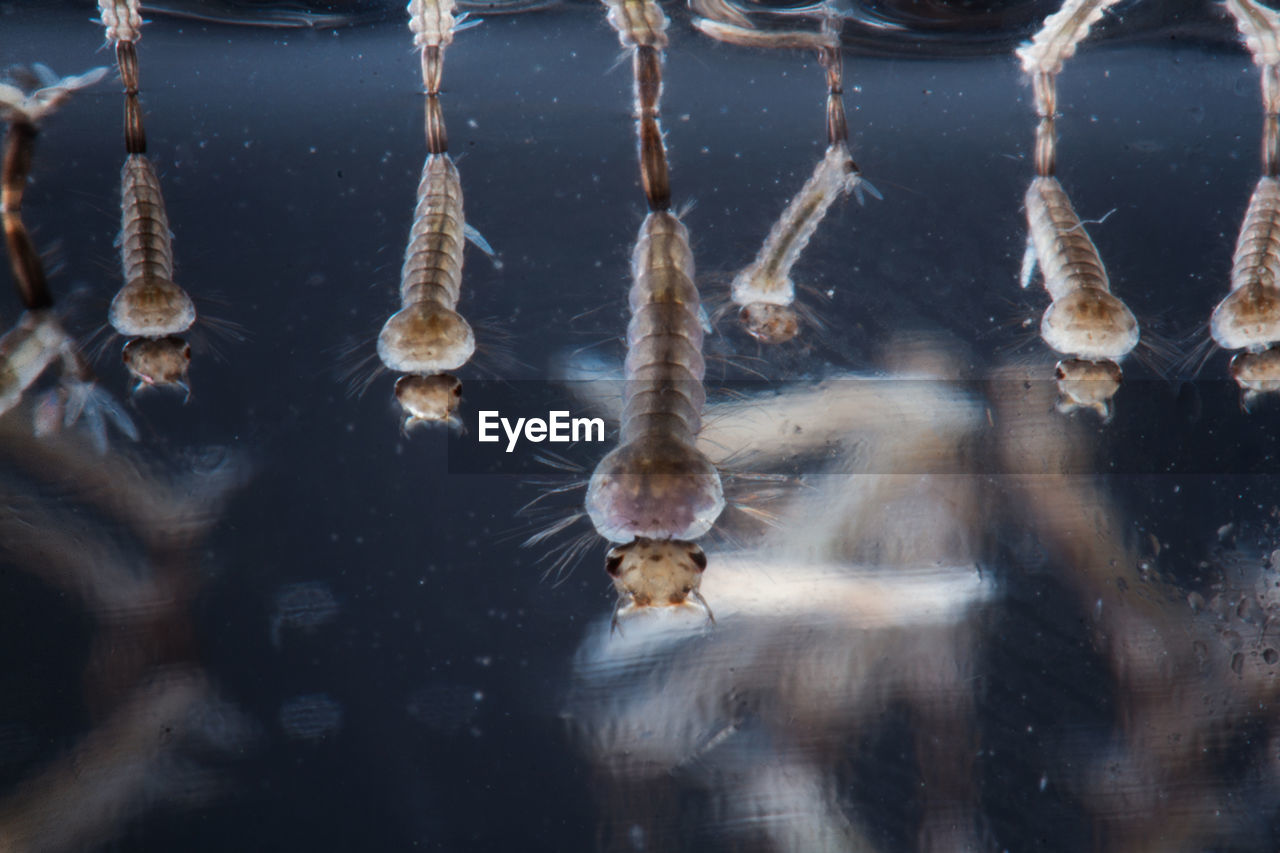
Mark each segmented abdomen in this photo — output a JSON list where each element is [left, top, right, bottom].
[[622, 211, 705, 444], [400, 154, 465, 308], [120, 155, 174, 286], [1231, 176, 1280, 292], [1025, 175, 1109, 301], [603, 0, 669, 51]]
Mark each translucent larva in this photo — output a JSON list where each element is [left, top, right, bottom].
[[586, 212, 724, 619], [1022, 176, 1138, 417]]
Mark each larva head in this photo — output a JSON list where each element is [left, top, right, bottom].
[[1054, 358, 1122, 420], [376, 303, 475, 374], [739, 302, 800, 344], [586, 439, 725, 542], [1040, 289, 1138, 361], [393, 373, 463, 431], [1230, 346, 1280, 410], [109, 279, 196, 338], [1210, 283, 1280, 351], [605, 537, 708, 618], [123, 336, 191, 391]]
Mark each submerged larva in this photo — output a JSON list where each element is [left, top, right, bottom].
[[586, 211, 725, 619], [377, 153, 475, 376], [109, 154, 196, 394], [697, 5, 876, 343], [730, 143, 870, 344], [111, 156, 196, 339], [0, 67, 133, 447], [1022, 176, 1138, 417], [1203, 0, 1280, 404]]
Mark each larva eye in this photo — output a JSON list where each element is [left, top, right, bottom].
[[689, 546, 707, 571]]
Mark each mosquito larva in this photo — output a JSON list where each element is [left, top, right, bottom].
[[731, 143, 868, 344], [1210, 177, 1280, 404], [698, 5, 875, 343], [377, 154, 475, 376], [98, 0, 200, 395], [112, 157, 192, 336], [1022, 175, 1138, 417], [1209, 0, 1280, 405], [109, 154, 197, 393], [0, 67, 133, 446], [364, 0, 491, 431], [583, 0, 720, 620], [586, 211, 725, 619]]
